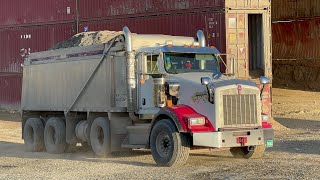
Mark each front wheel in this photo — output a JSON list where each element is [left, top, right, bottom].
[[230, 145, 266, 159], [150, 119, 190, 167]]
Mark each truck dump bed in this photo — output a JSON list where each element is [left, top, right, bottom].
[[21, 36, 128, 113], [21, 29, 196, 113]]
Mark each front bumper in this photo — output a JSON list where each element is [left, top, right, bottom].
[[193, 128, 274, 148]]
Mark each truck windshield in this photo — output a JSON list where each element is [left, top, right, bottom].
[[164, 53, 220, 74]]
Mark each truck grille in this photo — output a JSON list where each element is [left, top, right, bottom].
[[223, 94, 258, 127]]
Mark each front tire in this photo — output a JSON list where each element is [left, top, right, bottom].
[[90, 117, 111, 157], [230, 145, 266, 159], [23, 118, 44, 152], [44, 117, 67, 154], [150, 119, 190, 167]]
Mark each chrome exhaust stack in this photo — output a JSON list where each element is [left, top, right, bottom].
[[123, 26, 136, 113], [197, 30, 206, 47], [197, 30, 206, 69]]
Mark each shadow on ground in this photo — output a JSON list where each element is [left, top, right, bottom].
[[274, 117, 320, 130], [272, 139, 320, 155], [0, 141, 156, 167]]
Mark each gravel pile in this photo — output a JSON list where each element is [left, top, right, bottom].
[[51, 31, 122, 49]]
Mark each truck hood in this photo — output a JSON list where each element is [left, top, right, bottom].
[[167, 72, 259, 125], [168, 72, 257, 88]]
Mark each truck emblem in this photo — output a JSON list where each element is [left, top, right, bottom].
[[192, 91, 208, 103], [237, 85, 242, 95]]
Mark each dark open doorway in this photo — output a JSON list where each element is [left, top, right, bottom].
[[248, 14, 264, 78]]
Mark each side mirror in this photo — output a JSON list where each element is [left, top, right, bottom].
[[259, 76, 270, 100], [260, 76, 270, 85], [200, 77, 214, 104], [201, 77, 211, 85]]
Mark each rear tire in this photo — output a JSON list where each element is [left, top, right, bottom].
[[90, 117, 111, 157], [44, 117, 67, 154], [23, 118, 44, 152], [230, 145, 266, 159], [150, 119, 190, 167]]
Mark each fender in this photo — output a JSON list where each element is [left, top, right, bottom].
[[151, 105, 215, 133]]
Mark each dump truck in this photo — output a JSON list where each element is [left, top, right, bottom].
[[21, 27, 274, 166]]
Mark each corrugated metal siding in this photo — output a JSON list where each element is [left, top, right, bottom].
[[272, 0, 320, 21], [272, 19, 320, 60], [78, 0, 225, 20], [79, 11, 226, 53], [0, 23, 76, 73], [0, 73, 22, 109], [0, 0, 76, 28]]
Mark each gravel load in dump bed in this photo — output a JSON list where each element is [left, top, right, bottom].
[[51, 31, 123, 49]]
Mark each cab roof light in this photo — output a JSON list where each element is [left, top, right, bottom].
[[166, 40, 173, 48]]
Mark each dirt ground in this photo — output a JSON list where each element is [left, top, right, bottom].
[[0, 88, 319, 179]]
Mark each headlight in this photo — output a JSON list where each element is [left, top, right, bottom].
[[189, 117, 205, 126], [262, 115, 269, 121]]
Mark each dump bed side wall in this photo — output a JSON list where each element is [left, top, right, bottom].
[[21, 54, 127, 112]]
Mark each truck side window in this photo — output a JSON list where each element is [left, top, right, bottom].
[[147, 55, 159, 74]]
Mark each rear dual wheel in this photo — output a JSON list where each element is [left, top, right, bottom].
[[23, 118, 45, 152], [90, 117, 111, 157], [24, 117, 68, 154], [44, 117, 67, 154]]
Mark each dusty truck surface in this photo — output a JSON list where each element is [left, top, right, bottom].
[[21, 27, 274, 166]]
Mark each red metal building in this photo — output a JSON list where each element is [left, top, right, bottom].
[[272, 0, 320, 21], [0, 73, 22, 110], [0, 23, 76, 73], [0, 0, 76, 28], [273, 19, 320, 60], [78, 0, 224, 20], [0, 23, 76, 109]]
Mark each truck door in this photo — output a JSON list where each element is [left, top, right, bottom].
[[137, 52, 161, 115]]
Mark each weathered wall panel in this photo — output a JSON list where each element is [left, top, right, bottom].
[[272, 0, 320, 21], [0, 0, 76, 28], [272, 19, 320, 60], [78, 0, 225, 20], [0, 23, 76, 73], [0, 73, 22, 110]]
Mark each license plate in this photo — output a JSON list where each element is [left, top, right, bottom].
[[236, 137, 248, 146]]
